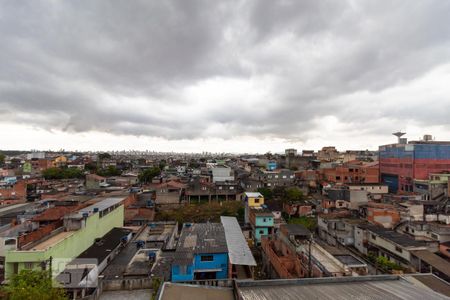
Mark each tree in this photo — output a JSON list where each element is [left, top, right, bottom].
[[98, 152, 111, 160], [287, 215, 317, 231], [42, 167, 84, 180], [138, 167, 161, 184], [42, 168, 64, 180], [0, 152, 5, 166], [84, 162, 98, 173], [285, 187, 304, 203], [188, 159, 200, 169], [97, 166, 121, 177], [63, 167, 84, 179], [257, 187, 273, 201], [2, 270, 67, 300]]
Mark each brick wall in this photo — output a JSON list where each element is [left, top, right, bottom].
[[17, 220, 64, 249], [0, 180, 27, 201]]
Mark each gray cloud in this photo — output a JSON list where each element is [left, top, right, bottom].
[[1, 0, 450, 145]]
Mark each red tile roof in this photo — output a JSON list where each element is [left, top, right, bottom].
[[155, 180, 187, 189], [32, 205, 80, 222]]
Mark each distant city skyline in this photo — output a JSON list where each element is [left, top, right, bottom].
[[1, 1, 450, 153]]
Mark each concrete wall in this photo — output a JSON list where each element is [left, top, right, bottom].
[[354, 227, 367, 255]]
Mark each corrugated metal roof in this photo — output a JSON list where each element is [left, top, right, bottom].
[[0, 203, 31, 214], [221, 216, 256, 266], [244, 192, 263, 198], [78, 197, 124, 215], [411, 250, 450, 278], [237, 277, 449, 300], [177, 223, 228, 254]]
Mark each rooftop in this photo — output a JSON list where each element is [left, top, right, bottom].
[[282, 224, 311, 237], [158, 275, 450, 300], [334, 254, 366, 267], [244, 192, 263, 198], [411, 250, 450, 278], [32, 205, 80, 222], [76, 227, 131, 263], [221, 216, 256, 266], [362, 224, 427, 248], [236, 275, 448, 300], [31, 231, 74, 251], [77, 197, 124, 216], [406, 274, 450, 297], [176, 223, 228, 255], [159, 283, 234, 300], [0, 203, 32, 215]]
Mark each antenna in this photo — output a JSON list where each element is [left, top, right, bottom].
[[392, 132, 406, 144]]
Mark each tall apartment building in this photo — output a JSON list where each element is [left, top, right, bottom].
[[380, 134, 450, 193]]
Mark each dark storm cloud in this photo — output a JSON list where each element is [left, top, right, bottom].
[[1, 0, 450, 141]]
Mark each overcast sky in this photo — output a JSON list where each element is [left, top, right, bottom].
[[1, 1, 450, 153]]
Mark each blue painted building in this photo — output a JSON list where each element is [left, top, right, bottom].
[[171, 223, 229, 282], [249, 208, 274, 245], [267, 161, 277, 171], [380, 139, 450, 193]]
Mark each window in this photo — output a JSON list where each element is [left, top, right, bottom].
[[274, 175, 278, 178], [395, 246, 403, 253], [263, 218, 267, 222], [254, 199, 260, 203], [259, 230, 264, 234], [24, 262, 33, 269], [282, 175, 287, 179], [371, 234, 376, 240], [229, 186, 234, 190], [218, 186, 222, 189], [336, 176, 341, 180], [180, 265, 187, 274], [290, 175, 294, 178], [201, 255, 214, 262], [4, 239, 16, 246]]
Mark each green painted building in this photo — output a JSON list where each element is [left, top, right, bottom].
[[22, 161, 32, 174], [5, 197, 124, 280]]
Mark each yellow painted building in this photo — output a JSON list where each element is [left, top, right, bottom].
[[245, 192, 264, 207], [244, 192, 265, 224], [52, 155, 68, 167]]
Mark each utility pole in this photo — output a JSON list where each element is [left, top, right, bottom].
[[48, 256, 53, 279], [308, 234, 312, 278]]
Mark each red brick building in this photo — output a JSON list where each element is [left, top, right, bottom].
[[322, 161, 379, 184], [0, 180, 27, 204]]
